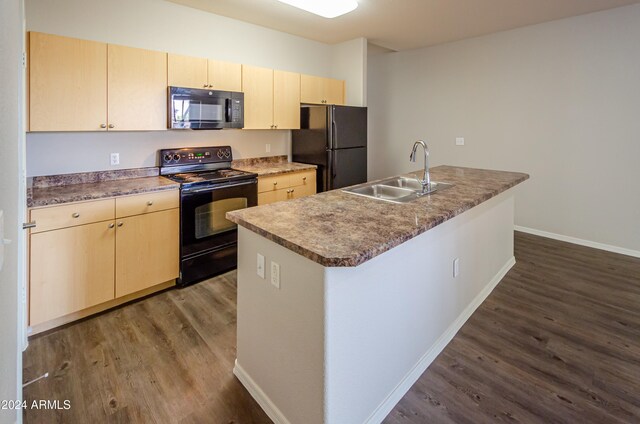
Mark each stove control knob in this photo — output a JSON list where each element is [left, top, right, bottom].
[[164, 153, 173, 162], [173, 154, 181, 162], [217, 150, 224, 158], [224, 149, 231, 158]]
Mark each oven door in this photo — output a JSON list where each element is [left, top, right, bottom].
[[180, 179, 258, 259], [170, 86, 235, 129]]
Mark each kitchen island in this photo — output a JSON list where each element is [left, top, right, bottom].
[[226, 165, 528, 424]]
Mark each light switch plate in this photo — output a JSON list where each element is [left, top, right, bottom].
[[271, 261, 280, 289], [266, 144, 271, 153], [455, 137, 465, 146], [257, 253, 265, 279]]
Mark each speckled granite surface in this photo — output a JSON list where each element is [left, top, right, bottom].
[[27, 168, 179, 208], [232, 156, 316, 176], [227, 166, 529, 267]]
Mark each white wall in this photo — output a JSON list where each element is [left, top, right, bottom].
[[368, 3, 640, 253], [25, 0, 363, 176], [331, 38, 367, 106], [0, 0, 24, 422]]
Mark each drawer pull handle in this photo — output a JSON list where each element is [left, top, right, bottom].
[[22, 222, 36, 230], [273, 182, 277, 186], [147, 201, 154, 206], [72, 213, 80, 218], [303, 177, 307, 181], [117, 222, 123, 227], [108, 223, 115, 228]]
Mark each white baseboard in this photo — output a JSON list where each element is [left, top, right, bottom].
[[233, 360, 291, 424], [363, 256, 516, 424], [514, 226, 640, 259]]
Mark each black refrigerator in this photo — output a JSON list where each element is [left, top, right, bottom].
[[292, 105, 367, 193]]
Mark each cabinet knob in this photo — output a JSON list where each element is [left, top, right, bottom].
[[72, 213, 80, 218], [274, 125, 278, 129], [100, 124, 107, 128], [203, 84, 208, 88], [108, 223, 115, 228], [303, 177, 307, 181], [273, 181, 277, 186], [108, 124, 115, 129], [291, 189, 295, 193], [147, 201, 154, 206], [208, 84, 213, 88], [117, 222, 123, 227]]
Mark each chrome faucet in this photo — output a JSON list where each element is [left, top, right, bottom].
[[409, 140, 430, 191]]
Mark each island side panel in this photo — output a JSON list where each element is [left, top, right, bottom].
[[234, 226, 327, 424], [323, 192, 515, 424]]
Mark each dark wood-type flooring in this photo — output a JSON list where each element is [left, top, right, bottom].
[[24, 232, 640, 423]]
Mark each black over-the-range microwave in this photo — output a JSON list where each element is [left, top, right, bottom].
[[168, 86, 244, 130]]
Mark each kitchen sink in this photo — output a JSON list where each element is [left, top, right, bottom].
[[342, 177, 453, 204]]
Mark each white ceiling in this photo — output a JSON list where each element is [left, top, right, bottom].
[[166, 0, 640, 51]]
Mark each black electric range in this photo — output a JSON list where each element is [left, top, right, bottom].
[[160, 146, 258, 286]]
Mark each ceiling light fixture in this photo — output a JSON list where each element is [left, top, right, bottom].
[[276, 0, 358, 19]]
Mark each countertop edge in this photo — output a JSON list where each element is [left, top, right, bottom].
[[228, 172, 529, 267], [27, 179, 180, 209]]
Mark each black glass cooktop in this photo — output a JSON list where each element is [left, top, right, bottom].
[[164, 168, 257, 186]]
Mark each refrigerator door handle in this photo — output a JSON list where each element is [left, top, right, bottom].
[[327, 150, 334, 191]]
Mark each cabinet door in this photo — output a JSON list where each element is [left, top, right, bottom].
[[208, 59, 242, 92], [242, 65, 274, 129], [325, 78, 345, 105], [108, 44, 167, 131], [30, 221, 116, 326], [258, 188, 290, 205], [168, 53, 208, 89], [115, 209, 179, 297], [291, 183, 316, 199], [273, 70, 301, 130], [29, 32, 107, 132], [300, 74, 325, 104]]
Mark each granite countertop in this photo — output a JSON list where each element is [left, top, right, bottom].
[[27, 168, 179, 208], [227, 166, 529, 267], [232, 155, 317, 177]]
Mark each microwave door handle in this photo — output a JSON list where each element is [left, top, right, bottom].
[[225, 98, 232, 123]]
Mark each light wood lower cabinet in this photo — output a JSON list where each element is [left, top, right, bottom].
[[28, 191, 180, 330], [257, 169, 316, 205], [30, 220, 116, 326], [116, 208, 179, 297]]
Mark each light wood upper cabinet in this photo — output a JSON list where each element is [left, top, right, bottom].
[[242, 65, 274, 130], [115, 208, 179, 297], [209, 60, 242, 92], [301, 74, 345, 105], [168, 54, 241, 92], [30, 220, 116, 326], [168, 53, 208, 89], [28, 32, 108, 132], [273, 70, 301, 130], [243, 65, 301, 130], [28, 32, 167, 132], [108, 44, 167, 131]]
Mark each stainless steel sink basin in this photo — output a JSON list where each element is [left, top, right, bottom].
[[347, 184, 416, 202], [342, 177, 454, 204]]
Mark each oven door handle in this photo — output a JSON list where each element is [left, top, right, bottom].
[[181, 179, 258, 194]]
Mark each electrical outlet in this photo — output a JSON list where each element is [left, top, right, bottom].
[[266, 144, 271, 153], [271, 261, 280, 288], [257, 253, 265, 279], [455, 137, 465, 146], [453, 258, 460, 278], [110, 153, 120, 166]]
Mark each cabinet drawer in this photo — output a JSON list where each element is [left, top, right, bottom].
[[289, 170, 316, 189], [30, 199, 115, 233], [258, 174, 291, 193], [116, 190, 179, 218], [291, 183, 315, 199]]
